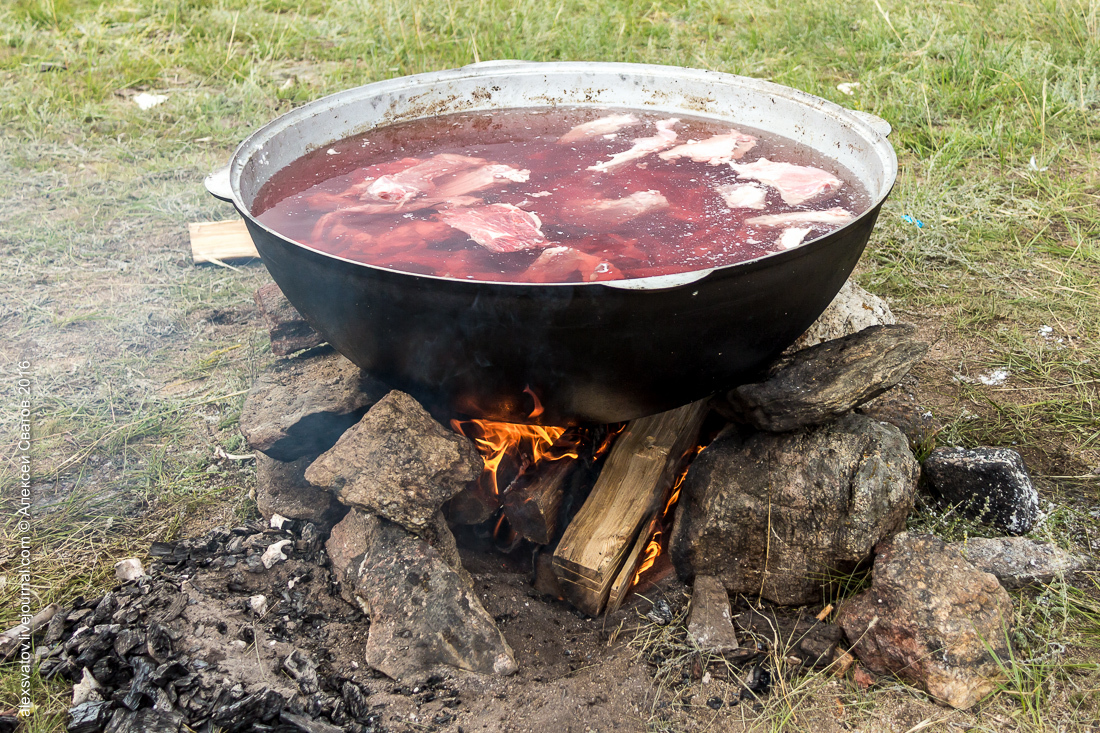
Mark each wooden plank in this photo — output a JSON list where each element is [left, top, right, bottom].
[[552, 399, 709, 616], [189, 219, 258, 263]]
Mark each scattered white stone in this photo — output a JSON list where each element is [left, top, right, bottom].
[[1027, 156, 1049, 172], [72, 668, 103, 706], [837, 82, 861, 95], [133, 92, 168, 110], [269, 513, 289, 530], [978, 369, 1010, 386], [249, 594, 268, 617], [261, 539, 293, 569], [114, 558, 146, 582]]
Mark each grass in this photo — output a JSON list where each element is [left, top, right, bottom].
[[0, 0, 1097, 730]]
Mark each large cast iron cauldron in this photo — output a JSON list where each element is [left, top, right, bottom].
[[206, 61, 898, 425]]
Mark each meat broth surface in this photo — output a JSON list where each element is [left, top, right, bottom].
[[253, 106, 871, 283]]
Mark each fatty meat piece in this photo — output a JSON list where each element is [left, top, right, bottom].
[[714, 182, 768, 210], [745, 207, 856, 227], [776, 227, 813, 250], [658, 130, 757, 166], [433, 163, 531, 199], [359, 154, 487, 204], [728, 157, 843, 206], [570, 190, 669, 222], [440, 204, 549, 253], [588, 119, 680, 172], [558, 114, 641, 144], [311, 195, 482, 241], [521, 246, 623, 283]]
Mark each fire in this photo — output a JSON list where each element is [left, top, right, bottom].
[[451, 419, 577, 495], [632, 531, 662, 586]]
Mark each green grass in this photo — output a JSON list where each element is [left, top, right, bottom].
[[0, 0, 1097, 729]]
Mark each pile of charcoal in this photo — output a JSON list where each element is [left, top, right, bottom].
[[40, 520, 462, 733]]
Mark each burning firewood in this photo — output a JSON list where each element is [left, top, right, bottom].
[[501, 430, 584, 545], [552, 400, 709, 616]]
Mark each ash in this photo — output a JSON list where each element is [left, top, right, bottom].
[[52, 520, 464, 733]]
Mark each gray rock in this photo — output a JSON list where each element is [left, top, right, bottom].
[[670, 413, 918, 605], [325, 508, 516, 680], [837, 533, 1014, 709], [922, 447, 1038, 535], [790, 280, 895, 351], [306, 391, 482, 533], [253, 282, 326, 356], [952, 536, 1088, 589], [255, 453, 346, 528], [239, 347, 388, 461], [687, 576, 739, 653], [855, 376, 935, 451], [728, 324, 929, 432]]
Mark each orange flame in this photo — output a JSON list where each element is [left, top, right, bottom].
[[632, 531, 662, 586], [662, 444, 705, 518], [451, 419, 575, 495], [523, 385, 545, 418]]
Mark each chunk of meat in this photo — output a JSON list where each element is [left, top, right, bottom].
[[745, 207, 856, 227], [311, 195, 482, 241], [565, 190, 669, 224], [588, 119, 680, 172], [728, 158, 843, 206], [359, 154, 487, 204], [714, 182, 767, 210], [433, 164, 530, 199], [558, 114, 640, 144], [776, 227, 813, 250], [521, 246, 623, 283], [439, 204, 549, 253], [658, 130, 757, 166]]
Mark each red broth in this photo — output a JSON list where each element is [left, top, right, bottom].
[[253, 106, 870, 283]]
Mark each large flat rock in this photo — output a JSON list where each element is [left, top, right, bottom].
[[837, 533, 1014, 709], [728, 324, 928, 433], [239, 348, 389, 461], [305, 391, 482, 533], [669, 413, 918, 605], [325, 509, 516, 681], [952, 536, 1088, 589]]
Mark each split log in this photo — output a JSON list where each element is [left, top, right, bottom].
[[445, 482, 499, 525], [0, 603, 60, 662], [253, 282, 326, 356], [502, 456, 578, 545], [604, 513, 659, 615], [552, 400, 709, 616]]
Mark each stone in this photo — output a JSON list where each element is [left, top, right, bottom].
[[855, 376, 935, 451], [239, 347, 388, 461], [951, 536, 1088, 589], [670, 413, 918, 605], [306, 391, 482, 533], [255, 453, 345, 527], [253, 282, 326, 356], [113, 559, 145, 583], [922, 447, 1039, 535], [837, 533, 1014, 710], [325, 508, 516, 680], [728, 324, 929, 433], [687, 576, 739, 653], [791, 279, 895, 351]]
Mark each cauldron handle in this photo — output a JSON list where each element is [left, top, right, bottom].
[[204, 164, 233, 203]]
